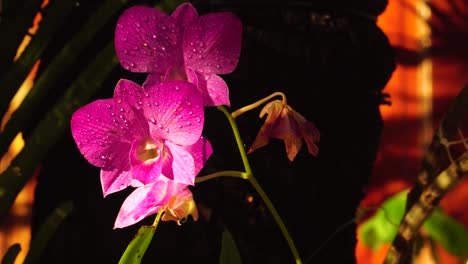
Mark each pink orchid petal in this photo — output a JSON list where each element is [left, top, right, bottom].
[[129, 139, 163, 185], [115, 6, 177, 73], [170, 3, 198, 28], [114, 182, 163, 228], [163, 137, 212, 185], [113, 79, 151, 137], [71, 99, 133, 169], [183, 12, 242, 75], [186, 69, 230, 106], [162, 142, 195, 185], [100, 169, 132, 197], [114, 178, 188, 228], [142, 80, 204, 145], [185, 136, 213, 174], [143, 72, 164, 88]]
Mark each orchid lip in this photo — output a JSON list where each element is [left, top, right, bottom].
[[136, 140, 162, 163]]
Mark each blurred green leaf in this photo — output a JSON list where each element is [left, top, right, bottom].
[[359, 189, 468, 256], [0, 0, 78, 117], [118, 226, 156, 264], [0, 0, 42, 72], [1, 243, 21, 264], [219, 228, 243, 264], [359, 190, 407, 250], [0, 41, 118, 220], [424, 207, 468, 256], [0, 0, 128, 158], [23, 201, 73, 264]]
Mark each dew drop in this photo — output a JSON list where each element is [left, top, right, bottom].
[[143, 42, 148, 47], [196, 117, 201, 122], [149, 118, 156, 124], [186, 102, 192, 106], [144, 93, 149, 97], [122, 37, 127, 42], [130, 63, 135, 67], [152, 34, 157, 39], [120, 107, 125, 112], [154, 102, 159, 106], [135, 22, 141, 27], [188, 111, 193, 115], [174, 86, 180, 91], [186, 121, 191, 125]]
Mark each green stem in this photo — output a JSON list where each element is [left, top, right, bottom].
[[196, 170, 248, 183], [153, 209, 163, 227], [217, 105, 303, 264]]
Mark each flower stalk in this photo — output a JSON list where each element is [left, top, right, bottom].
[[218, 105, 303, 264], [231, 91, 287, 119]]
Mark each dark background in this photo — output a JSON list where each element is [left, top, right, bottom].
[[30, 0, 396, 263]]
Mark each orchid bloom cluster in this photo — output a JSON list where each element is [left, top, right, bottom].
[[70, 2, 320, 232]]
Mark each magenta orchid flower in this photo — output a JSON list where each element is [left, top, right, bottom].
[[70, 79, 211, 197], [114, 3, 242, 106], [248, 100, 320, 161], [115, 137, 212, 228]]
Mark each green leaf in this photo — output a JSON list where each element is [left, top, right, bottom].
[[1, 243, 21, 264], [0, 42, 118, 220], [23, 201, 74, 264], [219, 228, 243, 264], [0, 0, 78, 117], [118, 226, 156, 264], [0, 0, 129, 158], [358, 190, 408, 249], [424, 207, 468, 256], [359, 189, 468, 256], [0, 0, 42, 73]]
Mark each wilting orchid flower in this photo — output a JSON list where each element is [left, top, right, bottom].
[[161, 188, 198, 225], [71, 79, 210, 197], [248, 100, 320, 161], [115, 3, 242, 106]]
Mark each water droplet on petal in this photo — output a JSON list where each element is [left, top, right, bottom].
[[174, 86, 180, 91], [149, 118, 156, 124], [154, 102, 159, 106], [152, 34, 157, 39], [196, 117, 201, 122], [186, 121, 191, 125], [122, 37, 127, 42]]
